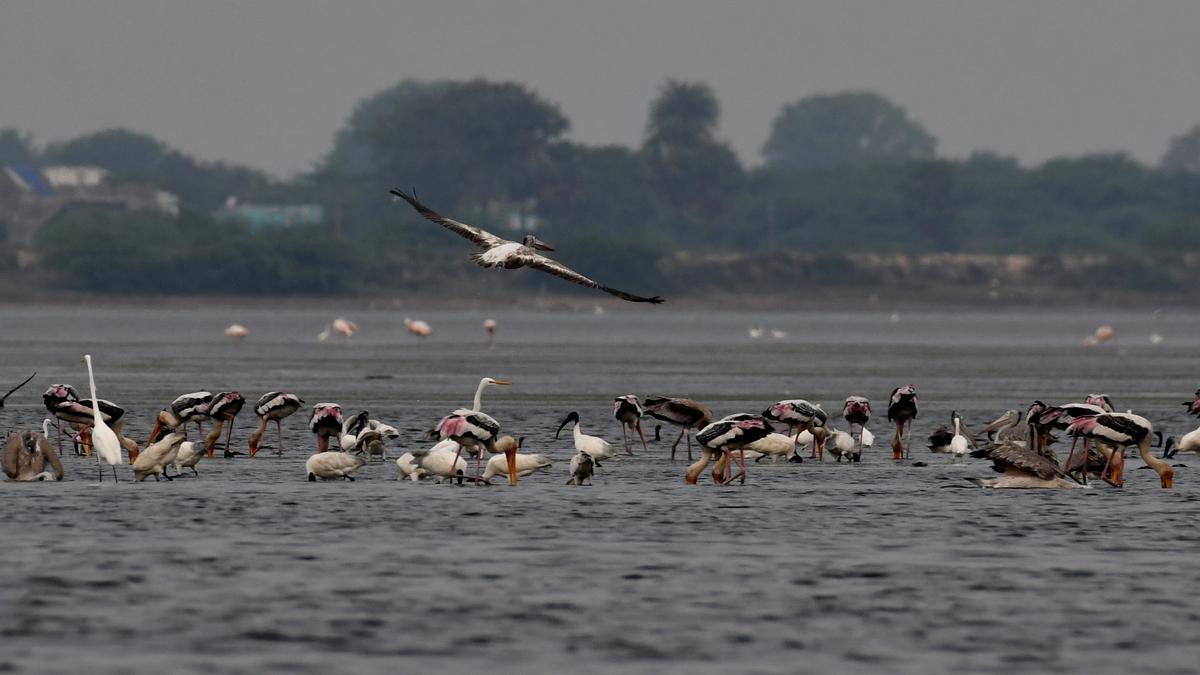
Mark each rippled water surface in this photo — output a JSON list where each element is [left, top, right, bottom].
[[2, 303, 1199, 674]]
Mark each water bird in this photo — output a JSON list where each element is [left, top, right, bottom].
[[306, 451, 366, 481], [748, 325, 764, 339], [318, 317, 358, 342], [567, 451, 594, 486], [1066, 413, 1172, 488], [613, 395, 647, 455], [824, 429, 861, 462], [483, 319, 497, 350], [968, 434, 1085, 489], [1182, 389, 1200, 417], [3, 423, 63, 481], [309, 403, 345, 453], [1163, 428, 1200, 459], [687, 414, 775, 485], [174, 441, 204, 476], [763, 399, 828, 459], [842, 395, 872, 452], [887, 385, 919, 459], [399, 439, 468, 483], [481, 436, 548, 481], [404, 317, 432, 338], [204, 391, 245, 457], [339, 410, 371, 451], [81, 355, 123, 482], [0, 371, 36, 407], [436, 377, 512, 482], [133, 432, 185, 481], [642, 396, 713, 460], [248, 391, 304, 456], [224, 323, 249, 342], [170, 391, 214, 437], [747, 432, 803, 463], [949, 411, 970, 461], [391, 188, 663, 304], [557, 411, 614, 465]]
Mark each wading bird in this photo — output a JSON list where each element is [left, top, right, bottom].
[[248, 392, 304, 456], [170, 391, 214, 438], [613, 395, 647, 455], [968, 429, 1084, 489], [205, 391, 246, 457], [556, 411, 614, 465], [306, 451, 366, 481], [643, 396, 713, 460], [174, 441, 204, 477], [1066, 413, 1173, 488], [567, 450, 594, 486], [82, 355, 123, 482], [391, 188, 663, 304], [2, 424, 63, 481], [224, 323, 249, 342], [404, 317, 432, 338], [484, 319, 497, 350], [482, 436, 550, 481], [435, 377, 512, 482], [887, 385, 919, 459], [309, 403, 344, 453], [133, 432, 185, 481], [949, 411, 970, 461], [842, 395, 871, 452], [763, 399, 828, 459], [687, 414, 775, 485]]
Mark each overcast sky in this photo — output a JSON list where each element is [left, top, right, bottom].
[[3, 1, 1198, 176]]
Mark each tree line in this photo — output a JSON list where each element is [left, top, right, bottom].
[[5, 79, 1200, 296]]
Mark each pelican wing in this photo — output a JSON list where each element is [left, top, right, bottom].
[[36, 433, 64, 480], [0, 372, 36, 406], [390, 189, 507, 250], [514, 252, 664, 304], [971, 441, 1065, 481]]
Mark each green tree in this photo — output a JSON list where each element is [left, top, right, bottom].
[[762, 91, 937, 170], [0, 128, 37, 165], [1162, 123, 1200, 174]]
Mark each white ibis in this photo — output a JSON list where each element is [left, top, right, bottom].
[[248, 391, 304, 457], [613, 395, 647, 455], [391, 188, 664, 303], [556, 411, 614, 465], [642, 396, 713, 460], [887, 385, 918, 459]]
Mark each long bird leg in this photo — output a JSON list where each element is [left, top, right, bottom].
[[223, 415, 236, 457], [670, 428, 686, 460], [686, 431, 693, 461], [276, 419, 285, 457], [621, 424, 630, 455], [636, 420, 647, 454], [738, 449, 747, 484], [905, 419, 913, 459], [891, 420, 904, 460], [1063, 435, 1080, 480], [85, 430, 101, 482]]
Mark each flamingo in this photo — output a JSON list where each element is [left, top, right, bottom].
[[887, 385, 918, 460], [762, 399, 828, 460], [81, 355, 123, 482], [687, 414, 775, 485], [318, 317, 358, 342], [306, 451, 366, 481], [1066, 413, 1173, 488], [248, 391, 304, 457], [556, 412, 614, 465], [309, 403, 344, 453], [842, 396, 872, 453], [391, 189, 664, 303], [613, 395, 647, 455], [642, 396, 713, 460], [224, 323, 249, 342], [483, 319, 497, 350], [404, 317, 432, 339], [204, 391, 246, 457]]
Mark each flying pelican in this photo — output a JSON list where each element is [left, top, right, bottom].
[[204, 391, 246, 457], [248, 391, 304, 457], [556, 412, 614, 465], [482, 436, 550, 481], [82, 355, 123, 482], [484, 319, 497, 350], [404, 317, 433, 338], [642, 396, 713, 460], [613, 395, 647, 455], [687, 414, 775, 485], [1066, 413, 1173, 488], [887, 385, 919, 460], [391, 189, 664, 304], [306, 451, 366, 481], [2, 424, 63, 481], [133, 432, 185, 481], [309, 403, 344, 453], [762, 399, 828, 459], [842, 396, 872, 452], [0, 371, 36, 407]]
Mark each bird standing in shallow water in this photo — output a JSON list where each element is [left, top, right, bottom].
[[248, 392, 304, 457], [887, 385, 919, 460], [642, 396, 712, 460], [613, 395, 647, 455], [81, 355, 123, 482]]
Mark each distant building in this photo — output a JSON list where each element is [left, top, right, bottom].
[[0, 165, 179, 262], [213, 197, 325, 230]]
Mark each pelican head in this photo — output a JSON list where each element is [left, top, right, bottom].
[[556, 411, 581, 439], [521, 234, 554, 252]]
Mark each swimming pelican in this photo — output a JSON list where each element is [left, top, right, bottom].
[[642, 396, 713, 460], [404, 317, 432, 338], [556, 412, 614, 465], [1066, 413, 1172, 488], [887, 385, 919, 459], [309, 403, 344, 453], [133, 432, 185, 481], [0, 371, 36, 407], [968, 432, 1085, 489], [613, 395, 647, 455], [82, 355, 123, 482], [481, 437, 550, 481], [2, 425, 63, 481], [306, 451, 366, 481], [248, 391, 304, 457], [391, 189, 664, 303], [204, 391, 246, 457], [687, 414, 775, 485]]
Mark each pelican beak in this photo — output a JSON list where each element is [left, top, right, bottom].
[[531, 237, 554, 252]]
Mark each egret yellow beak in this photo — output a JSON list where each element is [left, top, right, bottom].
[[493, 380, 512, 386]]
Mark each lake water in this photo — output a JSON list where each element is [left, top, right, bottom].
[[1, 302, 1199, 673]]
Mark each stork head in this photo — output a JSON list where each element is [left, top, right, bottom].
[[522, 234, 554, 252]]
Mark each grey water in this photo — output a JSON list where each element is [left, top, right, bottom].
[[1, 303, 1199, 674]]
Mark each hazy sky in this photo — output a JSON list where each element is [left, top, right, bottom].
[[3, 1, 1199, 177]]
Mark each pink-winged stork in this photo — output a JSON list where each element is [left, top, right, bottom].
[[1032, 402, 1112, 483], [1066, 413, 1173, 488], [205, 391, 246, 458], [687, 414, 775, 485], [842, 395, 872, 453], [763, 399, 828, 460], [309, 403, 344, 453], [642, 396, 713, 460], [435, 377, 514, 484], [613, 395, 647, 455], [170, 391, 214, 438], [887, 385, 918, 460], [1181, 389, 1200, 418], [248, 391, 304, 457]]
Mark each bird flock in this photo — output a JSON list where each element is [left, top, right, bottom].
[[3, 360, 1192, 490]]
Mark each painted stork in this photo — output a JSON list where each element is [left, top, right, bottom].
[[613, 394, 647, 455], [0, 372, 36, 407], [642, 396, 713, 460], [2, 426, 63, 481], [306, 451, 366, 481], [556, 411, 614, 465], [1032, 402, 1109, 482], [204, 391, 246, 457], [309, 403, 345, 453], [170, 391, 214, 438], [687, 414, 775, 485], [762, 399, 828, 460], [391, 188, 664, 303], [1066, 413, 1173, 488], [842, 395, 871, 452], [434, 377, 513, 483], [43, 384, 131, 457], [887, 385, 918, 460], [81, 355, 123, 482], [248, 391, 304, 456]]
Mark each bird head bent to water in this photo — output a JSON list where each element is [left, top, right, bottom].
[[521, 234, 554, 252], [556, 412, 581, 439]]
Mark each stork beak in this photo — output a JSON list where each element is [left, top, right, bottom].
[[1162, 470, 1174, 489]]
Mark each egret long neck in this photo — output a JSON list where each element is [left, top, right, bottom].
[[472, 380, 487, 412], [84, 356, 101, 423]]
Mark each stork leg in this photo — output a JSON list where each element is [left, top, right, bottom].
[[621, 424, 631, 455], [276, 419, 284, 457], [223, 416, 236, 457], [686, 431, 693, 461], [1063, 435, 1081, 480], [892, 420, 904, 460], [636, 420, 647, 454], [905, 419, 913, 459], [670, 428, 685, 460]]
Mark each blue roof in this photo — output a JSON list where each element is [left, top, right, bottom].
[[7, 165, 54, 196]]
